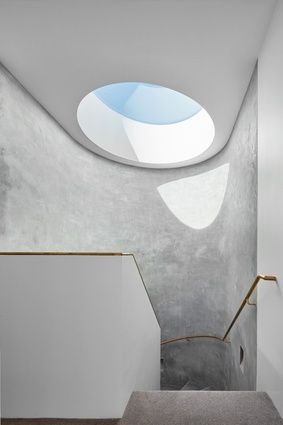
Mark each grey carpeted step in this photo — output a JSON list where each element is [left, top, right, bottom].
[[120, 391, 283, 425]]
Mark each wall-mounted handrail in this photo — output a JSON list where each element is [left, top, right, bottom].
[[161, 274, 277, 346], [222, 274, 277, 341], [161, 335, 224, 346]]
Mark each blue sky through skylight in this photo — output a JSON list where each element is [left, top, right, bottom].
[[94, 82, 202, 125]]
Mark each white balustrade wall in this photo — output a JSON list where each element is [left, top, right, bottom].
[[0, 254, 160, 418]]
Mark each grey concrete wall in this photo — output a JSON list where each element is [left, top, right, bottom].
[[224, 69, 258, 391], [0, 63, 257, 391]]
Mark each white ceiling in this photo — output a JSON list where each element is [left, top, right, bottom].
[[0, 0, 276, 168]]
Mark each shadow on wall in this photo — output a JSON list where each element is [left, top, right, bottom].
[[157, 164, 230, 230]]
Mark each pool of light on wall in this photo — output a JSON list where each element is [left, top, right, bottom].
[[77, 82, 215, 167]]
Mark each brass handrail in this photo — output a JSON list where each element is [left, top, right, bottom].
[[123, 253, 160, 327], [161, 274, 277, 346], [0, 251, 160, 327], [0, 252, 123, 255], [0, 254, 276, 343], [161, 335, 224, 346], [222, 274, 277, 341]]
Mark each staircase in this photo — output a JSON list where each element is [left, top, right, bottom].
[[119, 391, 283, 425]]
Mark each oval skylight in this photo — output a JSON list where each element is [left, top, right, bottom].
[[77, 82, 215, 168]]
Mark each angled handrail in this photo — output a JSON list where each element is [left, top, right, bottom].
[[222, 274, 277, 341], [161, 274, 277, 346], [123, 253, 160, 328]]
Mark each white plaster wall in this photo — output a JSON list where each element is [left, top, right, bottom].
[[0, 254, 160, 418], [257, 0, 283, 417], [121, 255, 160, 408]]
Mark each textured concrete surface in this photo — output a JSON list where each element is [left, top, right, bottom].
[[120, 391, 283, 425], [224, 70, 258, 390], [0, 63, 257, 391]]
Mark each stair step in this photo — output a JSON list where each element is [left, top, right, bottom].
[[120, 391, 283, 425]]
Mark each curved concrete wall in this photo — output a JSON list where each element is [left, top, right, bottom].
[[0, 63, 257, 391]]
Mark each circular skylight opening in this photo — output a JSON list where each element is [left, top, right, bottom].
[[77, 82, 215, 167]]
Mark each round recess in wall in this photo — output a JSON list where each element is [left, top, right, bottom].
[[77, 82, 215, 168]]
